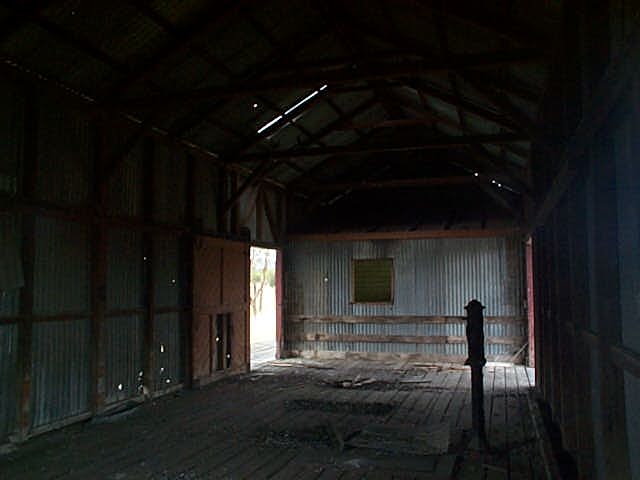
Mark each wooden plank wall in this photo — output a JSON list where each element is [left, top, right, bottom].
[[530, 3, 640, 478], [192, 236, 250, 385], [285, 315, 527, 363]]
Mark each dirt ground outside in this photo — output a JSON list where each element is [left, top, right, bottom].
[[250, 284, 276, 367]]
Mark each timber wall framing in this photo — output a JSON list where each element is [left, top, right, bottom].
[[283, 236, 527, 362], [531, 3, 640, 478], [0, 76, 285, 444]]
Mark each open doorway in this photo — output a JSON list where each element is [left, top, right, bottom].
[[250, 247, 278, 368]]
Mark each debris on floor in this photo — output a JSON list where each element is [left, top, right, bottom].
[[346, 422, 450, 455], [285, 398, 394, 416], [329, 374, 377, 388]]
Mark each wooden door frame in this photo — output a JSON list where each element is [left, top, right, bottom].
[[249, 244, 283, 361]]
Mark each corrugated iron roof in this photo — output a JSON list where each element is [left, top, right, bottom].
[[0, 0, 558, 221]]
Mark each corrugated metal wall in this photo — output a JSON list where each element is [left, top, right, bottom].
[[0, 324, 18, 442], [33, 217, 90, 315], [285, 237, 523, 317], [154, 312, 183, 390], [0, 71, 282, 443], [105, 228, 144, 403], [36, 96, 90, 206], [31, 319, 91, 428], [284, 236, 525, 360]]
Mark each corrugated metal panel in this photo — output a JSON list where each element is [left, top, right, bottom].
[[106, 142, 142, 218], [285, 237, 524, 317], [0, 213, 23, 293], [153, 236, 180, 309], [194, 158, 217, 232], [625, 372, 640, 480], [107, 229, 143, 310], [154, 145, 186, 225], [0, 289, 20, 318], [154, 312, 183, 390], [0, 324, 18, 442], [31, 319, 90, 429], [0, 79, 23, 196], [36, 97, 90, 205], [33, 217, 89, 315], [104, 315, 143, 404]]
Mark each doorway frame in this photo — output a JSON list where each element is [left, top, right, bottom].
[[249, 244, 283, 363]]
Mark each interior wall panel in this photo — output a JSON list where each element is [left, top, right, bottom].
[[285, 237, 524, 317], [104, 315, 143, 404], [107, 228, 143, 310], [0, 324, 18, 443], [30, 319, 90, 429], [36, 97, 90, 206], [33, 217, 89, 315], [154, 312, 183, 390]]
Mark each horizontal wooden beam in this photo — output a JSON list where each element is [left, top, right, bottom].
[[307, 175, 494, 192], [287, 315, 525, 325], [114, 49, 542, 109], [238, 133, 528, 162], [290, 333, 526, 345], [286, 227, 521, 242]]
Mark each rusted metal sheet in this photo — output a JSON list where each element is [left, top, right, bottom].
[[104, 315, 144, 404], [285, 237, 524, 317], [33, 217, 90, 315], [0, 324, 18, 442], [154, 312, 183, 391], [36, 97, 90, 206], [107, 228, 143, 310], [30, 319, 90, 429]]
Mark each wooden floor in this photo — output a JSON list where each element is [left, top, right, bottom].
[[0, 360, 547, 479]]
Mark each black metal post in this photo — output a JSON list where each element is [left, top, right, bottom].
[[465, 299, 487, 449]]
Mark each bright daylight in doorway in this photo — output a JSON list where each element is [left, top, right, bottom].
[[250, 247, 277, 368]]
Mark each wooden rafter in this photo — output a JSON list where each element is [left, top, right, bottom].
[[237, 133, 527, 162], [111, 49, 543, 110], [307, 175, 485, 191], [109, 1, 244, 99]]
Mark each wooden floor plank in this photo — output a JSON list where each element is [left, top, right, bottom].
[[0, 360, 547, 480]]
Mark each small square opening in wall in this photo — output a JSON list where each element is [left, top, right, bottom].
[[352, 258, 394, 304]]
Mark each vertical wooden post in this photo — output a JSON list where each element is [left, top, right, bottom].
[[465, 299, 487, 450], [275, 249, 283, 359], [183, 153, 195, 388], [230, 172, 238, 235], [16, 88, 37, 439], [554, 199, 578, 453], [567, 179, 594, 475], [277, 190, 287, 243], [255, 187, 264, 241], [142, 137, 155, 396], [216, 166, 227, 234], [525, 237, 535, 368], [90, 115, 108, 413]]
